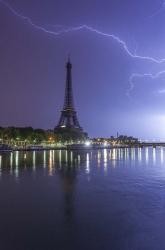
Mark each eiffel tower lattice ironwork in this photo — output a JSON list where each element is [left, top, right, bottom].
[[55, 59, 85, 133]]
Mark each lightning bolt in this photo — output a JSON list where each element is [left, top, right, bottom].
[[1, 0, 165, 64], [127, 71, 165, 97], [1, 0, 165, 96]]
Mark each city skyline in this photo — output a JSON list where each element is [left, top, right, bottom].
[[0, 0, 165, 140]]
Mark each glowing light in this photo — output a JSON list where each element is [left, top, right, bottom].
[[61, 125, 66, 128], [85, 141, 91, 146]]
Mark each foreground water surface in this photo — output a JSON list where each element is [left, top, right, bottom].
[[0, 148, 165, 250]]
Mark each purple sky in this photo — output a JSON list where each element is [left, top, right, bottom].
[[0, 0, 165, 140]]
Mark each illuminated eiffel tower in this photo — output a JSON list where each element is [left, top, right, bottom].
[[54, 59, 87, 141]]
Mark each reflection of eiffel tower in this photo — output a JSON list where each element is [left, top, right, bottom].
[[54, 59, 88, 140]]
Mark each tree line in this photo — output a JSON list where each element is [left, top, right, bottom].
[[0, 127, 54, 144]]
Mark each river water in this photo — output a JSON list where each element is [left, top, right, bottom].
[[0, 148, 165, 250]]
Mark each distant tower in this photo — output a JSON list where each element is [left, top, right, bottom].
[[54, 59, 87, 141]]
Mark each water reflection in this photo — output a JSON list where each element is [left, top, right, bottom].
[[86, 153, 90, 174], [161, 147, 164, 164], [24, 153, 27, 160], [138, 148, 142, 162], [14, 151, 19, 179], [97, 151, 101, 167], [153, 148, 156, 164], [59, 150, 62, 167], [110, 149, 116, 160], [59, 163, 77, 225], [103, 149, 108, 172], [48, 150, 53, 176], [110, 149, 117, 168], [0, 147, 164, 179], [0, 148, 165, 250], [145, 147, 149, 164], [33, 151, 36, 171], [65, 150, 68, 162], [70, 151, 73, 163], [131, 148, 135, 161], [43, 150, 46, 168], [126, 148, 129, 160], [120, 148, 123, 160], [10, 152, 13, 175]]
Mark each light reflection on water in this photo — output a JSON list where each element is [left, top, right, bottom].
[[0, 147, 165, 180], [10, 152, 13, 175], [59, 150, 62, 167], [138, 148, 142, 162], [43, 150, 46, 168], [145, 147, 149, 164], [97, 150, 101, 167], [48, 150, 53, 176], [15, 151, 19, 179], [153, 148, 156, 164], [86, 153, 90, 174], [0, 147, 165, 250], [103, 149, 107, 172], [161, 147, 164, 163], [33, 151, 36, 171]]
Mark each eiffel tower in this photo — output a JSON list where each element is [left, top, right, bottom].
[[54, 59, 87, 141]]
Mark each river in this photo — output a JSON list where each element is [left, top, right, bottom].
[[0, 148, 165, 250]]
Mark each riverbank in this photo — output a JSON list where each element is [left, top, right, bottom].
[[0, 144, 150, 152]]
